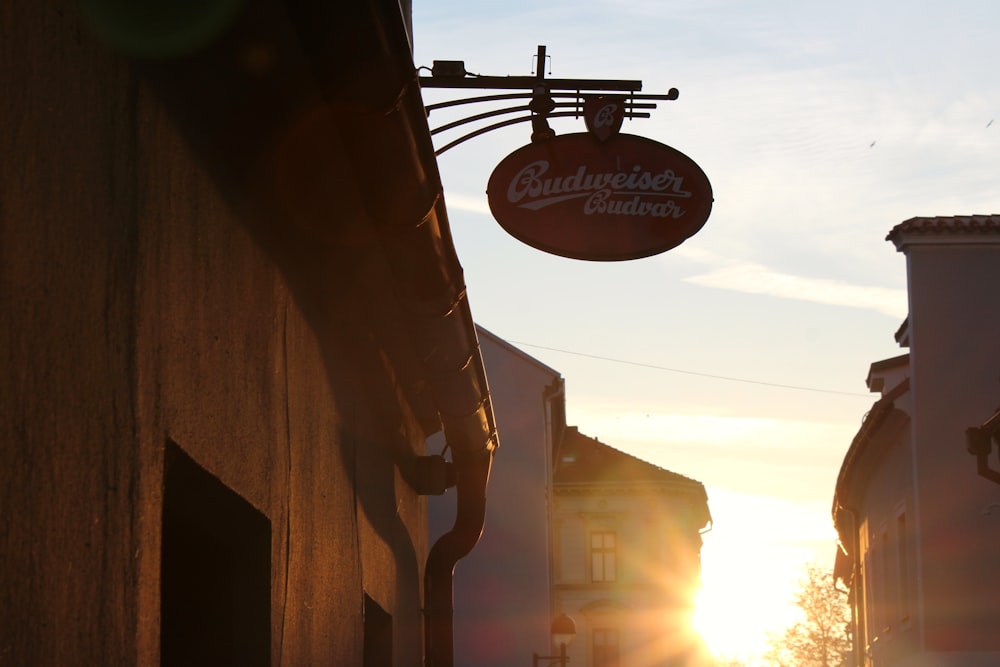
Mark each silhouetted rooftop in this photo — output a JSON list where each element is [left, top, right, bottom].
[[553, 426, 704, 488]]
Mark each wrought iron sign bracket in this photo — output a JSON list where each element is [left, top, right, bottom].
[[418, 45, 679, 155]]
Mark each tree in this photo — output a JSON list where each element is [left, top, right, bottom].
[[710, 658, 751, 667], [764, 562, 851, 667]]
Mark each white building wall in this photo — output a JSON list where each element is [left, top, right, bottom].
[[428, 327, 562, 667], [891, 223, 1000, 662]]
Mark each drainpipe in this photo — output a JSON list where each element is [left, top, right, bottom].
[[424, 449, 493, 666], [296, 3, 502, 665]]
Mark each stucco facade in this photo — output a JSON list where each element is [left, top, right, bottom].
[[429, 331, 710, 667], [552, 428, 711, 667], [833, 215, 1000, 667]]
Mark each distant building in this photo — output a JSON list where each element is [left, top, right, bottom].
[[433, 330, 712, 667], [832, 215, 1000, 667], [429, 327, 564, 666], [552, 426, 711, 667]]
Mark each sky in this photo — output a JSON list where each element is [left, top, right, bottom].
[[412, 1, 1000, 661]]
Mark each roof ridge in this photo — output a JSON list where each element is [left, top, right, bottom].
[[596, 436, 703, 483], [557, 425, 705, 487], [887, 215, 1000, 243]]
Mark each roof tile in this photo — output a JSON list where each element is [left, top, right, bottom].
[[887, 215, 1000, 244]]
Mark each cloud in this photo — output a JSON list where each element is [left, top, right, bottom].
[[574, 410, 854, 451], [673, 246, 907, 317], [444, 191, 491, 216]]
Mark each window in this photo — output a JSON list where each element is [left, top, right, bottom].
[[859, 519, 875, 653], [553, 519, 563, 581], [363, 593, 392, 666], [863, 546, 876, 645], [896, 510, 910, 623], [591, 531, 617, 582], [879, 525, 892, 631], [592, 628, 620, 667], [161, 443, 271, 667]]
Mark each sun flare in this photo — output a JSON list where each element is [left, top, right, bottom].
[[688, 490, 839, 663], [692, 576, 783, 662]]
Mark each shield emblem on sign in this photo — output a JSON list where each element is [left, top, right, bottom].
[[583, 95, 626, 142]]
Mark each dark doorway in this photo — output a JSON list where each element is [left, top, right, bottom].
[[363, 592, 393, 666], [161, 443, 271, 667]]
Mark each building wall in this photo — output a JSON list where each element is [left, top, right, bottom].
[[840, 224, 1000, 667], [552, 486, 703, 667], [1, 3, 429, 664], [852, 414, 918, 666], [429, 328, 561, 666], [904, 240, 1000, 655]]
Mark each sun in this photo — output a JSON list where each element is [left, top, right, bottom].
[[684, 487, 843, 663], [691, 542, 808, 663], [693, 578, 776, 662]]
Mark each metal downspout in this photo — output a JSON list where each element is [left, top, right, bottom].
[[424, 449, 493, 667], [306, 3, 500, 665]]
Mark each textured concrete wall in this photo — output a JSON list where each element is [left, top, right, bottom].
[[1, 2, 427, 665], [1, 2, 144, 662]]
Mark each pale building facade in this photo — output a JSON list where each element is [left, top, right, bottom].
[[551, 427, 711, 667], [833, 215, 1000, 667], [434, 332, 711, 667]]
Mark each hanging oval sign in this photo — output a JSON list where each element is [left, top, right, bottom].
[[486, 133, 713, 261]]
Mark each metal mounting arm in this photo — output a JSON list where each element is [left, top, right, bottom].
[[418, 45, 679, 155]]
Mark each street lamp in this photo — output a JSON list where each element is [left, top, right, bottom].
[[533, 613, 576, 666]]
